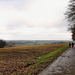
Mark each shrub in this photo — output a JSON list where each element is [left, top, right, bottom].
[[0, 40, 6, 48]]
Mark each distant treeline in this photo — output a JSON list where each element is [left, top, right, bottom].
[[6, 40, 69, 46]]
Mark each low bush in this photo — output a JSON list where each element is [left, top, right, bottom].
[[0, 40, 6, 48]]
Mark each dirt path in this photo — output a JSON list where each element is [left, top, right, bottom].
[[38, 48, 75, 75]]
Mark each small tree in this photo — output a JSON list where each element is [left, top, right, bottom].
[[0, 40, 6, 48]]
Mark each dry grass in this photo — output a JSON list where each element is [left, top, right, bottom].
[[0, 44, 68, 75]]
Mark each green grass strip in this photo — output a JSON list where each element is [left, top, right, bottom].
[[37, 45, 68, 64]]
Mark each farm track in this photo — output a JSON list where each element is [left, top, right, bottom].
[[38, 48, 75, 75]]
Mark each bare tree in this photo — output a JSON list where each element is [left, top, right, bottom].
[[65, 0, 75, 40]]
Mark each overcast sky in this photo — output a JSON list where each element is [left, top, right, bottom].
[[0, 0, 71, 40]]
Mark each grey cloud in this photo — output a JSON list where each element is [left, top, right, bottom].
[[6, 21, 30, 30], [0, 0, 71, 40], [0, 0, 34, 10]]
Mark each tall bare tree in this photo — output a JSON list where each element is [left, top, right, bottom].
[[65, 0, 75, 40]]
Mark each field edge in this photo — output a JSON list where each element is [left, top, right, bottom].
[[23, 45, 69, 75]]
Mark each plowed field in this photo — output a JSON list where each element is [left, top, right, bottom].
[[0, 44, 68, 75]]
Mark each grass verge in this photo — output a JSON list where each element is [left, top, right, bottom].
[[23, 45, 69, 75]]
